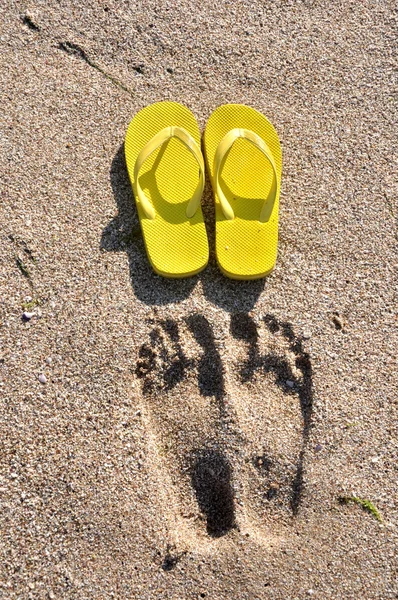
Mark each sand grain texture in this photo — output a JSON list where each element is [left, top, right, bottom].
[[1, 1, 397, 598]]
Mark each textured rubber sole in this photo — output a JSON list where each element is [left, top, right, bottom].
[[204, 104, 282, 280], [125, 101, 209, 278]]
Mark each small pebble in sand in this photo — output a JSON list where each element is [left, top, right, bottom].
[[22, 312, 34, 321], [315, 443, 323, 452], [332, 313, 345, 331], [38, 374, 47, 384], [303, 330, 312, 339], [46, 357, 52, 365], [286, 380, 294, 388]]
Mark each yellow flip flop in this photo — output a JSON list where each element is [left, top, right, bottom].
[[125, 101, 209, 277], [204, 104, 282, 279]]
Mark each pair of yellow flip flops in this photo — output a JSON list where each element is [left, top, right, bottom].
[[125, 101, 282, 280]]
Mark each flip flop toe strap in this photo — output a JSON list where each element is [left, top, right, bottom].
[[213, 128, 279, 222], [134, 126, 205, 220]]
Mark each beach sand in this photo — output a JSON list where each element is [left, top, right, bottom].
[[1, 1, 397, 598]]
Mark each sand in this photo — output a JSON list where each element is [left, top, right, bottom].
[[0, 1, 397, 598]]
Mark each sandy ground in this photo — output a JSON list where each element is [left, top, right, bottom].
[[1, 1, 397, 598]]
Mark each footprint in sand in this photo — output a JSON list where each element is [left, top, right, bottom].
[[135, 313, 313, 541]]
